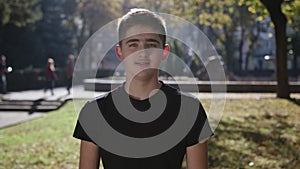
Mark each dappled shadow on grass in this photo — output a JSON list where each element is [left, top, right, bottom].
[[289, 98, 300, 106], [208, 105, 300, 169], [209, 139, 250, 167]]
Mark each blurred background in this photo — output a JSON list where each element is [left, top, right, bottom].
[[0, 1, 299, 168], [0, 0, 299, 96]]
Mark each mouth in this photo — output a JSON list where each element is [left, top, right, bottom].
[[134, 61, 150, 68]]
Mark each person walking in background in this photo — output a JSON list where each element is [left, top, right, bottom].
[[66, 54, 75, 94], [44, 58, 57, 95], [0, 55, 7, 94]]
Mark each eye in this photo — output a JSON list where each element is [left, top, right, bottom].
[[128, 43, 138, 48], [146, 43, 158, 48]]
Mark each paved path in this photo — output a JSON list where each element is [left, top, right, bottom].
[[0, 86, 105, 129], [0, 85, 299, 129]]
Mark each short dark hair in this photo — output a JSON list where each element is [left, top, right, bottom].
[[117, 8, 167, 47]]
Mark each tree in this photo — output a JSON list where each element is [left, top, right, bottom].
[[240, 0, 300, 97], [75, 0, 122, 53], [260, 0, 289, 98], [0, 0, 43, 69], [172, 0, 261, 73], [0, 0, 77, 69], [0, 0, 42, 27], [129, 0, 173, 13], [291, 32, 300, 74], [283, 0, 300, 80], [173, 0, 300, 98], [34, 0, 75, 67]]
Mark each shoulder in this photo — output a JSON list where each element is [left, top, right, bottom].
[[85, 85, 123, 107], [163, 83, 200, 104], [88, 92, 110, 104]]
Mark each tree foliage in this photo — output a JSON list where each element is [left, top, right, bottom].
[[241, 0, 300, 31], [0, 0, 42, 27], [243, 0, 300, 98], [0, 0, 123, 69], [129, 0, 173, 13], [34, 0, 75, 67], [0, 0, 75, 69], [0, 0, 299, 85], [172, 0, 261, 72], [70, 0, 122, 70], [170, 0, 300, 98]]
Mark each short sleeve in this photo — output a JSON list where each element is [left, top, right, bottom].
[[73, 102, 94, 142], [73, 120, 93, 142], [186, 102, 214, 147]]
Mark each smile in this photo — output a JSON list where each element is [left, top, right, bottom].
[[135, 62, 150, 67]]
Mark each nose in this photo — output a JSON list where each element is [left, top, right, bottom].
[[138, 45, 149, 58]]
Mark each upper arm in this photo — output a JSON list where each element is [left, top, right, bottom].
[[79, 140, 100, 169], [186, 141, 208, 169]]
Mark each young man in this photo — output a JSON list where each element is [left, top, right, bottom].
[[73, 8, 213, 169]]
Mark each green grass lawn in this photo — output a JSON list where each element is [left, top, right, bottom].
[[0, 98, 299, 169], [207, 98, 300, 169]]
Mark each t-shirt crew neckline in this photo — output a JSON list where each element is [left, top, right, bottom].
[[121, 80, 166, 102]]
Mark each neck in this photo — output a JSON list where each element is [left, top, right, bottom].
[[125, 76, 161, 100]]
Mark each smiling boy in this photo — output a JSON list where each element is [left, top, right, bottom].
[[73, 8, 213, 169]]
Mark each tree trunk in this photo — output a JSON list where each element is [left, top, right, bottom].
[[238, 27, 245, 71], [238, 5, 247, 71], [260, 0, 290, 99], [245, 20, 261, 71], [291, 35, 299, 74]]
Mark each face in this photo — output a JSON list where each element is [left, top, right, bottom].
[[1, 56, 6, 62], [116, 25, 169, 80]]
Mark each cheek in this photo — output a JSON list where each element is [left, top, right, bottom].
[[123, 53, 136, 65], [150, 50, 164, 59], [151, 58, 162, 67], [123, 49, 138, 58]]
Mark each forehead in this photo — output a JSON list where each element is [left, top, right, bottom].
[[124, 25, 162, 42]]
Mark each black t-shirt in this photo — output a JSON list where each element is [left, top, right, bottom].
[[73, 82, 213, 169]]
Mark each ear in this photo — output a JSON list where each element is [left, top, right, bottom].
[[162, 44, 170, 60], [115, 44, 123, 61]]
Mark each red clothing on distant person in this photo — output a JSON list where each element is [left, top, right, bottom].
[[45, 65, 57, 81], [66, 60, 73, 79]]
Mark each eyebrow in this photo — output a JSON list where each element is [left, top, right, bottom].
[[146, 39, 161, 44], [125, 39, 139, 44], [125, 38, 161, 44]]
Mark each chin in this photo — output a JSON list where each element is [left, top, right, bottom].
[[133, 69, 158, 80]]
